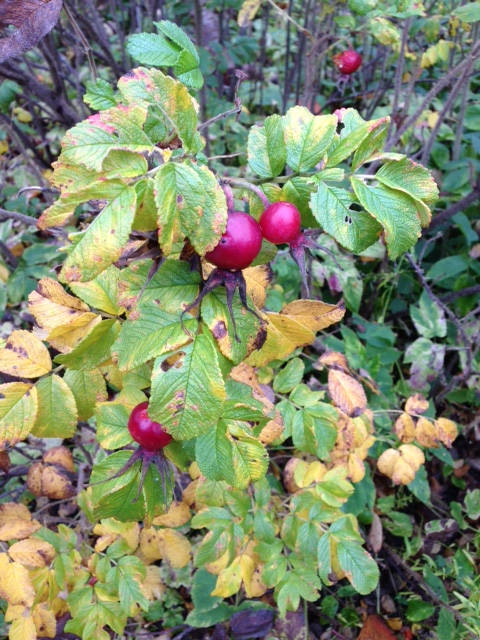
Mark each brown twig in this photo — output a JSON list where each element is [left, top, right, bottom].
[[0, 208, 37, 226], [429, 183, 480, 229]]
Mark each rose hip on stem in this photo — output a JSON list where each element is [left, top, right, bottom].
[[128, 402, 172, 451], [259, 202, 302, 245], [333, 50, 362, 75]]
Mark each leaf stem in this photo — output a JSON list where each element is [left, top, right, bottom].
[[222, 177, 270, 208]]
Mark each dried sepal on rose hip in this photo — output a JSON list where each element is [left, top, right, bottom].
[[94, 402, 174, 506], [181, 211, 263, 341]]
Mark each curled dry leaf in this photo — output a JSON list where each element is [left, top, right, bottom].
[[27, 461, 76, 499], [405, 393, 429, 415], [368, 512, 383, 553], [0, 450, 10, 472], [435, 417, 457, 447], [43, 445, 75, 472], [415, 417, 439, 448], [394, 412, 416, 443], [328, 369, 367, 417], [8, 538, 56, 568], [318, 350, 350, 373], [0, 503, 41, 541], [377, 444, 425, 485], [0, 330, 52, 378], [0, 0, 63, 63]]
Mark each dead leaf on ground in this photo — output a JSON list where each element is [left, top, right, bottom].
[[368, 512, 383, 553], [358, 614, 397, 640]]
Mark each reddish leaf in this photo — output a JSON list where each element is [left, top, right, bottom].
[[358, 614, 397, 640], [0, 0, 62, 63]]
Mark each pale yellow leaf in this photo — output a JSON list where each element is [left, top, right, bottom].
[[247, 299, 345, 366], [8, 539, 55, 569], [0, 383, 38, 450], [318, 351, 350, 372], [415, 417, 439, 448], [156, 529, 191, 568], [242, 264, 272, 309], [211, 557, 242, 597], [0, 330, 51, 378], [140, 565, 165, 600], [347, 453, 366, 483], [32, 603, 56, 638], [0, 554, 35, 607], [0, 504, 40, 541], [93, 519, 139, 552], [435, 417, 457, 448], [205, 549, 231, 575], [139, 527, 163, 563], [377, 448, 400, 478], [8, 612, 36, 640], [152, 501, 191, 528], [394, 412, 416, 443], [4, 604, 26, 623], [405, 393, 429, 415], [238, 0, 263, 27], [328, 369, 367, 417]]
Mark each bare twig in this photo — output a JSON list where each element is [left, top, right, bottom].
[[429, 183, 480, 229], [0, 208, 37, 226]]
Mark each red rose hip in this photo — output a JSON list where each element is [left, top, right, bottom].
[[205, 211, 262, 270], [333, 50, 362, 75], [259, 202, 302, 244], [128, 402, 172, 451]]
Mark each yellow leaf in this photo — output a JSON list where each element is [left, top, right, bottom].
[[140, 565, 165, 600], [152, 501, 191, 528], [435, 417, 457, 448], [405, 393, 429, 415], [28, 278, 100, 353], [156, 529, 191, 568], [243, 265, 272, 309], [394, 412, 416, 443], [377, 445, 425, 485], [239, 554, 255, 597], [8, 539, 55, 569], [5, 604, 26, 622], [9, 612, 36, 640], [247, 299, 345, 366], [26, 462, 75, 500], [391, 456, 417, 485], [0, 383, 38, 451], [258, 419, 283, 444], [0, 330, 51, 378], [318, 350, 350, 372], [327, 369, 367, 417], [348, 453, 366, 483], [0, 140, 8, 155], [43, 446, 75, 472], [0, 554, 35, 607], [211, 557, 242, 597], [13, 107, 32, 123], [296, 460, 327, 488], [139, 527, 163, 563], [0, 504, 40, 541], [238, 0, 263, 27], [205, 549, 231, 575], [93, 519, 139, 552], [415, 417, 439, 448], [32, 603, 56, 638], [243, 562, 267, 597]]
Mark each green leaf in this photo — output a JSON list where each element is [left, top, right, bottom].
[[70, 265, 123, 315], [60, 105, 152, 171], [117, 258, 201, 314], [196, 421, 268, 488], [336, 541, 379, 594], [248, 114, 286, 178], [32, 374, 77, 438], [55, 319, 120, 370], [117, 68, 201, 152], [352, 119, 390, 170], [113, 556, 149, 614], [465, 489, 480, 520], [283, 107, 337, 173], [406, 598, 435, 622], [310, 183, 382, 252], [326, 111, 388, 167], [351, 177, 421, 259], [155, 21, 203, 89], [63, 368, 107, 420], [376, 157, 439, 207], [275, 568, 321, 617], [453, 2, 480, 22], [114, 302, 196, 371], [91, 450, 171, 521], [292, 404, 338, 460], [84, 79, 117, 111], [149, 331, 226, 439], [410, 291, 447, 339], [95, 402, 132, 450], [436, 608, 456, 640], [126, 33, 180, 67], [61, 185, 137, 283], [153, 161, 227, 256], [273, 357, 305, 393], [280, 177, 318, 227]]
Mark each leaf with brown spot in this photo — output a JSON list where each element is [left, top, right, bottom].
[[318, 350, 350, 372], [0, 382, 38, 450], [0, 504, 40, 541], [0, 330, 51, 378], [8, 538, 56, 569], [32, 602, 57, 638], [42, 445, 75, 472], [0, 0, 63, 63], [247, 299, 345, 367], [328, 369, 367, 417], [27, 462, 75, 500], [405, 393, 429, 415], [0, 553, 35, 608]]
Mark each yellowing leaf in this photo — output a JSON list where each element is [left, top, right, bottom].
[[243, 265, 272, 309], [258, 419, 283, 444], [211, 556, 242, 597], [0, 553, 35, 607], [318, 351, 350, 372], [156, 529, 191, 568], [28, 278, 100, 353], [139, 527, 163, 563], [0, 383, 38, 450], [8, 612, 36, 640], [93, 518, 139, 552], [152, 501, 190, 527], [435, 417, 457, 448], [394, 412, 416, 443], [415, 417, 439, 448], [32, 375, 78, 438], [328, 369, 367, 417], [0, 505, 40, 541], [247, 299, 345, 366], [8, 539, 55, 569], [0, 330, 51, 378], [32, 603, 56, 638], [140, 565, 165, 601], [348, 453, 366, 483], [405, 393, 429, 415], [377, 444, 425, 485], [238, 0, 263, 27]]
